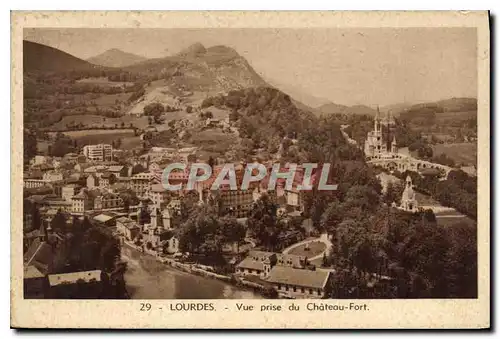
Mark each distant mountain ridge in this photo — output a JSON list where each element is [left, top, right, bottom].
[[316, 97, 477, 118], [317, 102, 378, 116], [394, 97, 477, 119], [23, 40, 97, 72], [86, 48, 147, 68]]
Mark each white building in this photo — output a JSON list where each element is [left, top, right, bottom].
[[82, 144, 113, 162], [61, 184, 81, 202], [399, 175, 418, 213]]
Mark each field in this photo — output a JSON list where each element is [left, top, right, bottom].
[[76, 77, 135, 88], [432, 143, 477, 166], [288, 241, 326, 258], [57, 129, 142, 149], [436, 215, 476, 228], [187, 129, 238, 155], [48, 114, 150, 131]]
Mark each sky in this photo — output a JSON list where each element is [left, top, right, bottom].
[[24, 28, 477, 107]]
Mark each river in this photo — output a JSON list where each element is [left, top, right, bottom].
[[121, 246, 262, 299]]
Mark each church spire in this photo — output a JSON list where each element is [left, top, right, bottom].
[[374, 106, 381, 132]]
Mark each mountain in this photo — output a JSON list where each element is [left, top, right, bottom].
[[124, 43, 267, 93], [23, 40, 96, 73], [87, 48, 147, 68], [317, 102, 378, 116]]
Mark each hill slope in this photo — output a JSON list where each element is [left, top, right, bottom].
[[23, 40, 97, 73], [87, 48, 147, 68], [396, 97, 477, 121], [264, 77, 331, 109], [124, 43, 267, 93], [317, 102, 378, 116]]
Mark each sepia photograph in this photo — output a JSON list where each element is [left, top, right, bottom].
[[11, 10, 490, 329]]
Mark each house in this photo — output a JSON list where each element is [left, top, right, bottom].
[[116, 216, 141, 241], [24, 238, 54, 275], [92, 213, 117, 227], [266, 266, 332, 299], [24, 178, 47, 189], [61, 184, 81, 202], [47, 270, 105, 299], [24, 265, 47, 298], [108, 165, 129, 178], [140, 206, 179, 255], [84, 165, 109, 177], [236, 251, 277, 277], [275, 253, 308, 269], [146, 184, 171, 206], [24, 222, 69, 277], [130, 172, 158, 196], [98, 172, 116, 188], [62, 152, 80, 164], [86, 174, 99, 189], [236, 250, 310, 277], [30, 155, 49, 166], [42, 170, 64, 183], [71, 189, 95, 215], [285, 188, 304, 212], [93, 192, 123, 211], [33, 163, 55, 174], [74, 163, 93, 173], [40, 198, 72, 213]]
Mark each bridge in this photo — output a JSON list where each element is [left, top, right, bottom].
[[367, 153, 453, 178]]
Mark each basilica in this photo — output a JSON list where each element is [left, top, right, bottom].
[[364, 108, 398, 159]]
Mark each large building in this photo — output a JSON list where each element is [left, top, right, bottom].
[[140, 205, 179, 256], [61, 184, 81, 202], [364, 108, 398, 159], [130, 172, 158, 196], [82, 144, 113, 162], [266, 266, 332, 299]]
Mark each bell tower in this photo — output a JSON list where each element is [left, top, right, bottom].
[[391, 136, 398, 154]]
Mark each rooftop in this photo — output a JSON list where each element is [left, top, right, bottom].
[[267, 266, 331, 289], [236, 257, 265, 271], [48, 270, 102, 286]]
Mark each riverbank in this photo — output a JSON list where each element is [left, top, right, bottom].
[[121, 243, 263, 299]]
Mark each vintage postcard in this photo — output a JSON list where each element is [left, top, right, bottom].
[[11, 11, 490, 329]]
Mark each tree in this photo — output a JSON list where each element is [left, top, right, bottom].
[[51, 210, 67, 232], [207, 156, 216, 169], [384, 181, 404, 205], [320, 200, 343, 234], [220, 217, 246, 253], [50, 134, 76, 157], [143, 102, 164, 117], [229, 109, 239, 122], [180, 190, 200, 220], [247, 194, 280, 250], [24, 129, 37, 165]]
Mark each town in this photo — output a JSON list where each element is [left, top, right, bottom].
[[22, 33, 478, 300], [23, 106, 477, 299]]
